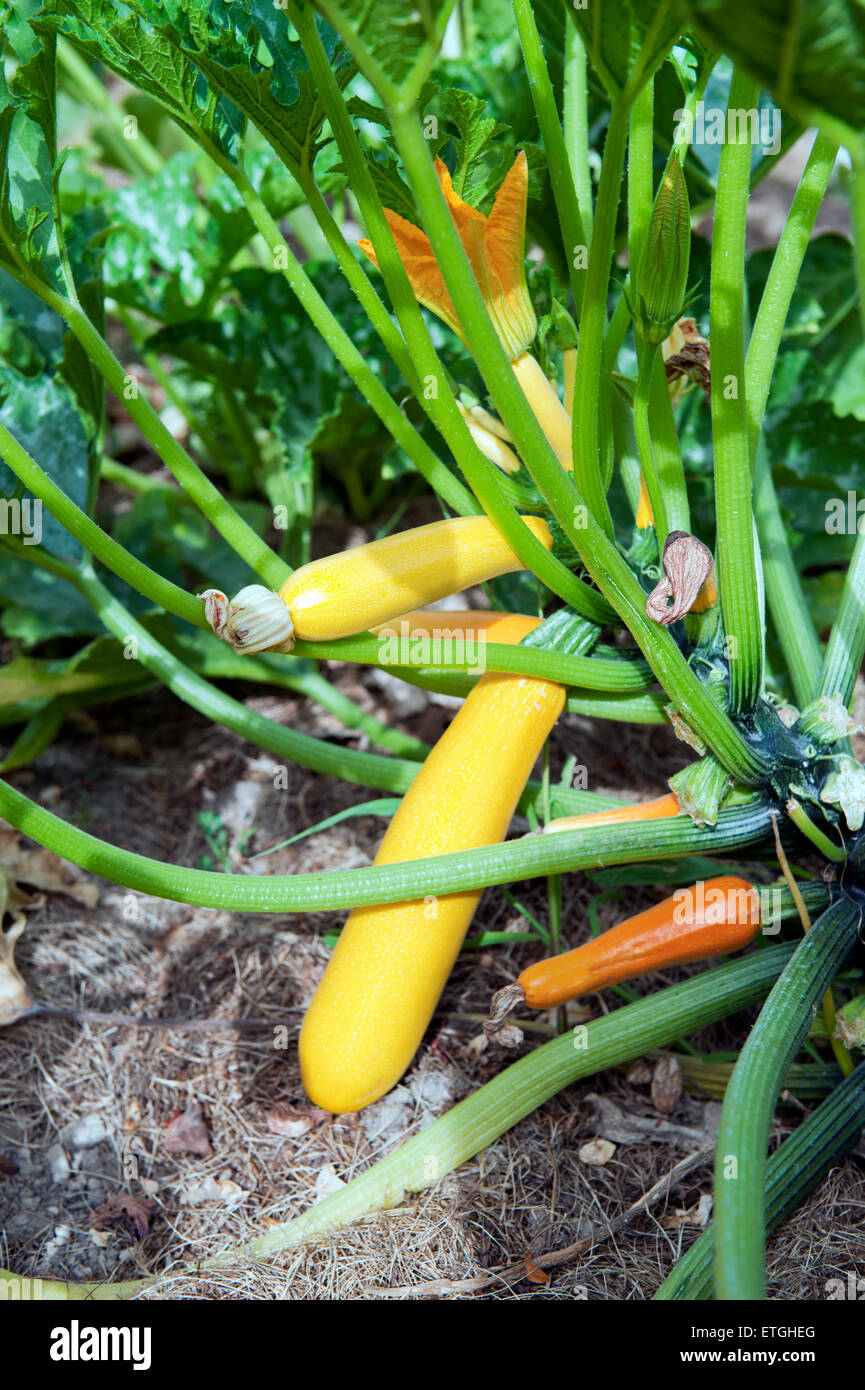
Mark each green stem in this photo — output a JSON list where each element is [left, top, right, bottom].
[[628, 79, 654, 272], [713, 896, 860, 1299], [291, 4, 615, 624], [290, 672, 429, 761], [219, 381, 259, 486], [818, 527, 865, 706], [752, 446, 821, 707], [571, 101, 631, 533], [11, 273, 287, 589], [296, 167, 423, 396], [850, 140, 865, 337], [68, 569, 434, 796], [650, 353, 691, 532], [657, 1059, 865, 1300], [99, 457, 181, 497], [633, 342, 669, 546], [746, 133, 838, 444], [36, 573, 614, 823], [605, 285, 633, 368], [0, 775, 772, 912], [0, 419, 208, 629], [785, 797, 845, 862], [563, 13, 593, 245], [205, 944, 793, 1273], [746, 132, 837, 703], [293, 635, 654, 690], [512, 0, 587, 309], [394, 666, 671, 722], [711, 70, 764, 714], [387, 107, 766, 779], [113, 305, 241, 484]]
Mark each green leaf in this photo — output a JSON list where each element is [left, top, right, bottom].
[[45, 0, 352, 174], [0, 699, 68, 771], [0, 269, 66, 369], [316, 0, 454, 103], [344, 83, 545, 223], [100, 151, 291, 318], [0, 55, 59, 284], [35, 0, 243, 159], [831, 343, 865, 420], [0, 370, 88, 560], [2, 0, 58, 161], [0, 559, 98, 643], [571, 0, 682, 98], [437, 87, 508, 199], [678, 0, 865, 148], [110, 490, 270, 595]]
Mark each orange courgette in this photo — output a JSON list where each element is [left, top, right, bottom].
[[518, 876, 761, 1008]]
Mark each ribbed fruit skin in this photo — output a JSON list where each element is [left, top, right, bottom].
[[279, 515, 552, 642], [299, 614, 565, 1114], [519, 876, 761, 1009]]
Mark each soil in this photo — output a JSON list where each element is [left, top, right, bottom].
[[1, 631, 863, 1301]]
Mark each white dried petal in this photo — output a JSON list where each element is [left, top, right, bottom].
[[200, 588, 229, 637], [202, 584, 294, 655], [820, 756, 865, 831]]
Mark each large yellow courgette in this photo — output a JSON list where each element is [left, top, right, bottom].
[[299, 612, 565, 1112], [279, 515, 552, 642]]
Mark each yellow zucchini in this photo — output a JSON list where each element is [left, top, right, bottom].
[[511, 353, 574, 470], [279, 514, 552, 642], [371, 608, 533, 637], [299, 612, 565, 1113]]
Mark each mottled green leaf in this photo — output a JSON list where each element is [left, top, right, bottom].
[[316, 0, 454, 101], [35, 0, 242, 158], [571, 0, 682, 97], [0, 371, 88, 560], [53, 0, 352, 173], [678, 0, 865, 147]]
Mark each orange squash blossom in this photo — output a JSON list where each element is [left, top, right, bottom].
[[359, 153, 574, 469]]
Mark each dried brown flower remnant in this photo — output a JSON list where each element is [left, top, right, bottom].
[[646, 530, 716, 625], [483, 982, 525, 1048], [663, 317, 710, 399], [89, 1193, 158, 1241]]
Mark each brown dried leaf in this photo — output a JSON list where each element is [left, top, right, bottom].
[[266, 1103, 327, 1139], [523, 1253, 549, 1285], [0, 1155, 18, 1177], [88, 1193, 157, 1241], [651, 1055, 683, 1115], [0, 829, 99, 907], [664, 706, 708, 755], [162, 1104, 213, 1158], [0, 904, 34, 1028], [660, 1193, 713, 1230]]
